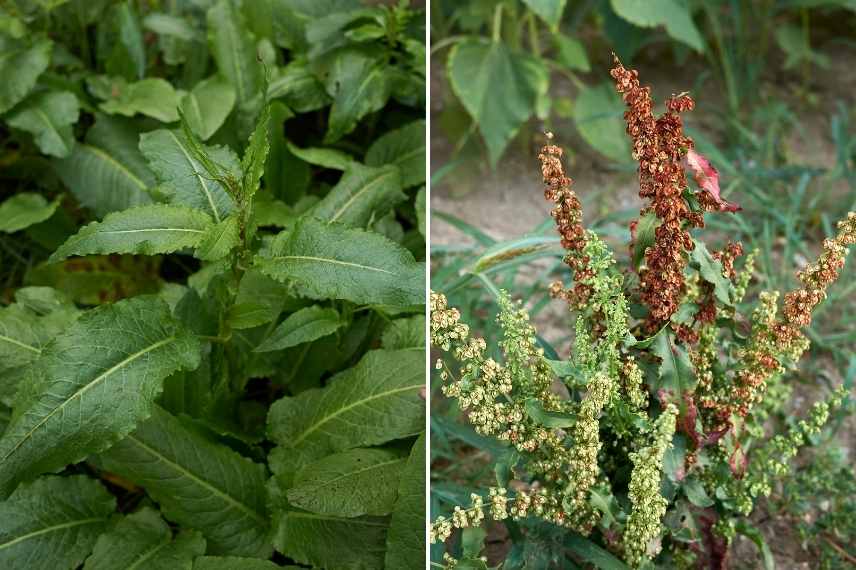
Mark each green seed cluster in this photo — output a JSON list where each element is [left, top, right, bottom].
[[623, 403, 678, 567]]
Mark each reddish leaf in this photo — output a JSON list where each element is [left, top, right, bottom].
[[685, 149, 741, 213]]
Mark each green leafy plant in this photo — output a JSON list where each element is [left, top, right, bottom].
[[0, 1, 426, 568], [429, 59, 854, 568]]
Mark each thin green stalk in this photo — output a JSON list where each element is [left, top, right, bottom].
[[526, 11, 541, 57], [492, 3, 503, 42]]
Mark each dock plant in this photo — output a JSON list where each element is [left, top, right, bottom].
[[430, 58, 854, 568]]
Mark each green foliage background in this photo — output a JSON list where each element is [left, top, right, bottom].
[[0, 1, 426, 569]]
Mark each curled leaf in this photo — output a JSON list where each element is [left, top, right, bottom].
[[685, 149, 741, 213]]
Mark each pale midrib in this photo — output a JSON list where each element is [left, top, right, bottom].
[[126, 435, 267, 525], [293, 383, 422, 446], [330, 170, 396, 222], [286, 511, 388, 528], [301, 457, 406, 491], [271, 255, 393, 275], [127, 538, 170, 570], [0, 517, 103, 551], [99, 228, 205, 236], [0, 335, 41, 354], [0, 337, 177, 463], [83, 145, 148, 191], [166, 131, 221, 223]]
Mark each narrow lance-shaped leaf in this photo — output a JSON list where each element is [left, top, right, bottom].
[[311, 163, 404, 227], [241, 103, 270, 199], [287, 448, 406, 517], [83, 507, 205, 570], [267, 349, 425, 454], [207, 0, 262, 113], [97, 406, 272, 558], [50, 204, 214, 262], [256, 217, 424, 307], [194, 216, 240, 261], [0, 475, 115, 570], [254, 306, 342, 353], [140, 129, 238, 222], [6, 91, 79, 158], [385, 432, 426, 568], [0, 296, 201, 498]]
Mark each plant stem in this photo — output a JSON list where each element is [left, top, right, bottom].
[[492, 3, 503, 43], [526, 11, 541, 57]]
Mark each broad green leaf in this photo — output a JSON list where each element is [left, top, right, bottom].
[[0, 194, 60, 233], [267, 348, 424, 454], [194, 557, 294, 570], [50, 205, 213, 262], [6, 91, 79, 158], [448, 40, 548, 166], [553, 33, 590, 72], [689, 241, 735, 306], [272, 511, 388, 569], [227, 269, 289, 330], [0, 476, 114, 570], [257, 217, 424, 306], [83, 507, 205, 570], [54, 114, 155, 218], [365, 120, 426, 188], [194, 216, 240, 261], [254, 306, 342, 353], [241, 104, 270, 199], [312, 163, 404, 227], [286, 141, 355, 170], [0, 292, 79, 403], [267, 59, 329, 113], [0, 36, 52, 114], [610, 0, 704, 52], [385, 433, 425, 569], [180, 76, 236, 140], [382, 315, 425, 350], [101, 1, 146, 80], [524, 398, 576, 428], [522, 0, 567, 29], [288, 448, 406, 517], [97, 77, 182, 123], [140, 129, 238, 222], [632, 211, 659, 269], [324, 49, 393, 143], [0, 406, 8, 436], [0, 296, 201, 498], [650, 328, 696, 397], [97, 406, 272, 558], [207, 0, 262, 113], [564, 533, 631, 570], [573, 82, 630, 162], [682, 476, 714, 508]]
